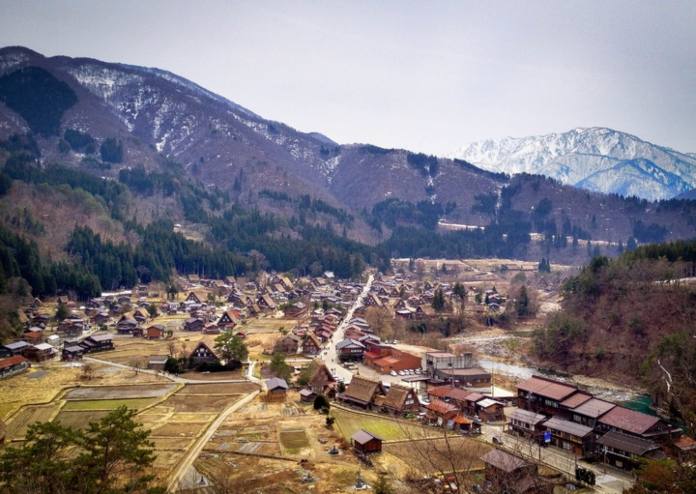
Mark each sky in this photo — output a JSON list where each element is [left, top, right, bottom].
[[1, 0, 695, 155]]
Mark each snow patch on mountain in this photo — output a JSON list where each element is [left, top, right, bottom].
[[452, 127, 696, 200]]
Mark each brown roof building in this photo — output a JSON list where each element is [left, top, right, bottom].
[[340, 376, 384, 409]]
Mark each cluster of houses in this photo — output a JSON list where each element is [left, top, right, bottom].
[[510, 374, 692, 470], [364, 272, 508, 322]]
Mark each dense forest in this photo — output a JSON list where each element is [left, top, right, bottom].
[[534, 241, 696, 433]]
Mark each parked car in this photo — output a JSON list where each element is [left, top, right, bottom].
[[390, 370, 397, 376]]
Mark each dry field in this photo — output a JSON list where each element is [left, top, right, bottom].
[[54, 410, 111, 429], [62, 398, 158, 411], [378, 436, 491, 477], [65, 383, 176, 400], [4, 402, 64, 440]]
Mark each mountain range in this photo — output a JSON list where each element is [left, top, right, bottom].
[[1, 45, 695, 268], [452, 127, 696, 201]]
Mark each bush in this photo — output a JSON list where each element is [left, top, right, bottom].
[[313, 394, 329, 411]]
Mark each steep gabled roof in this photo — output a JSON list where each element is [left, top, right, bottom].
[[343, 376, 381, 405]]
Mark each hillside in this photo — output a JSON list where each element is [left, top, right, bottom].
[[533, 241, 696, 432], [453, 127, 696, 201], [0, 46, 694, 249]]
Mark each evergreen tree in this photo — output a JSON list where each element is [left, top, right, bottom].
[[432, 287, 445, 312], [269, 352, 292, 381], [214, 332, 248, 363], [516, 285, 530, 317]]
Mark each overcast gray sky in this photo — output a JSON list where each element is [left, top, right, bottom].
[[1, 0, 695, 155]]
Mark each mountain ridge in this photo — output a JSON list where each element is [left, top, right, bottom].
[[452, 127, 696, 201]]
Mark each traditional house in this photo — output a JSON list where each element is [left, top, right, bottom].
[[597, 431, 663, 470], [116, 316, 138, 334], [373, 385, 420, 416], [597, 406, 674, 442], [336, 338, 366, 362], [145, 324, 166, 340], [1, 341, 32, 357], [508, 408, 547, 440], [62, 345, 85, 361], [480, 449, 548, 494], [0, 355, 30, 379], [425, 398, 459, 426], [133, 308, 149, 323], [184, 318, 205, 332], [185, 291, 207, 304], [516, 375, 578, 415], [188, 341, 220, 366], [258, 294, 277, 311], [275, 334, 302, 355], [352, 430, 382, 455], [23, 327, 44, 344], [217, 310, 238, 329], [340, 376, 384, 409], [568, 398, 616, 428], [284, 302, 308, 319], [302, 333, 322, 356], [25, 343, 55, 362], [80, 334, 114, 353], [543, 417, 595, 457], [266, 377, 289, 401], [308, 364, 337, 396], [476, 398, 505, 422]]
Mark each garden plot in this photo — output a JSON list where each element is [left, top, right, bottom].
[[159, 393, 243, 413], [62, 398, 157, 411], [151, 437, 195, 451], [149, 421, 209, 437], [278, 428, 310, 455], [176, 382, 256, 395], [5, 402, 63, 440], [54, 410, 111, 429], [64, 384, 176, 400]]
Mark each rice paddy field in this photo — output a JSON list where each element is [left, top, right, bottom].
[[62, 398, 158, 411]]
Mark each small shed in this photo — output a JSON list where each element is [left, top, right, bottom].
[[266, 377, 289, 401], [148, 355, 169, 371], [299, 388, 316, 402], [352, 430, 382, 455]]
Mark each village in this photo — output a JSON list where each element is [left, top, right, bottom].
[[0, 258, 694, 493]]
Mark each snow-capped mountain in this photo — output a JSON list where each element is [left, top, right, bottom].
[[452, 127, 696, 201]]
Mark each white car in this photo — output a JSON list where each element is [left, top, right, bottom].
[[398, 370, 406, 376], [390, 370, 397, 376]]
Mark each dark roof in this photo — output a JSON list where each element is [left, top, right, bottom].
[[543, 417, 593, 438], [599, 406, 661, 435], [336, 338, 365, 350], [437, 367, 489, 377], [517, 375, 577, 401], [481, 449, 529, 473], [63, 345, 84, 353], [375, 385, 417, 411], [510, 408, 547, 426], [572, 398, 616, 418], [427, 385, 471, 401], [88, 334, 113, 342], [598, 430, 660, 456]]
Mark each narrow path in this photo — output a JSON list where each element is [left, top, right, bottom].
[[167, 389, 260, 492]]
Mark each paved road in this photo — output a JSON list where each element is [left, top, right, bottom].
[[320, 273, 374, 383], [83, 356, 250, 384], [478, 423, 634, 493], [167, 389, 260, 492]]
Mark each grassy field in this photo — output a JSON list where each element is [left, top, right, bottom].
[[62, 398, 157, 411], [381, 436, 490, 475], [332, 408, 433, 441]]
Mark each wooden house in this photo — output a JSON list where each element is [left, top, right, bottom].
[[373, 385, 420, 416], [351, 430, 382, 455], [480, 449, 548, 494], [145, 324, 166, 340], [217, 310, 238, 328], [308, 364, 336, 396], [266, 377, 289, 402], [80, 334, 114, 353], [425, 398, 459, 426], [116, 316, 138, 334], [0, 355, 30, 379], [184, 318, 205, 332], [302, 333, 322, 356], [25, 343, 55, 362], [185, 291, 207, 304], [62, 345, 85, 361], [508, 408, 547, 440], [189, 341, 220, 366], [335, 338, 365, 362], [543, 417, 594, 457], [340, 376, 384, 409], [597, 431, 663, 470], [516, 375, 578, 415], [476, 398, 505, 422]]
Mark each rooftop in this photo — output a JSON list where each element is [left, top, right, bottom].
[[517, 375, 577, 401], [599, 406, 661, 435]]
